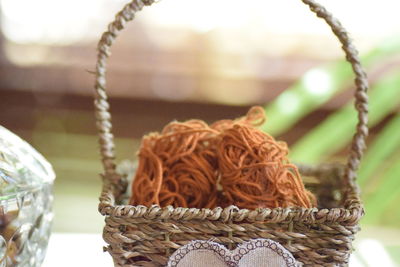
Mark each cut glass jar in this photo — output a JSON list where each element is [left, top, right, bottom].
[[0, 126, 55, 267]]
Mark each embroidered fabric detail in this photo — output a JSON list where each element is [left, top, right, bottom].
[[167, 239, 300, 267]]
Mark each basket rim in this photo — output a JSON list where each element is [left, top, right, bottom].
[[99, 162, 364, 225], [99, 196, 363, 225]]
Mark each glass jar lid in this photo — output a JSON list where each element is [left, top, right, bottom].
[[0, 126, 55, 199]]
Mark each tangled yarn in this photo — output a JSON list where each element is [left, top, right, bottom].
[[216, 124, 315, 209], [130, 120, 219, 208], [130, 106, 316, 209]]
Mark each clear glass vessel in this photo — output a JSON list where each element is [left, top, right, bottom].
[[0, 126, 55, 267]]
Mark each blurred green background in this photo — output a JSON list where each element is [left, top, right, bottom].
[[0, 0, 399, 266]]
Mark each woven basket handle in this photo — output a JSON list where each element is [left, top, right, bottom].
[[94, 0, 368, 189]]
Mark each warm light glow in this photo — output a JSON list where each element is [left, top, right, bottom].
[[302, 69, 332, 96], [0, 0, 112, 44], [1, 0, 400, 45], [143, 0, 400, 37], [142, 0, 249, 33]]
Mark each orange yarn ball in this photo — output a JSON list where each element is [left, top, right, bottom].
[[130, 120, 219, 208], [130, 106, 316, 209], [216, 123, 314, 209]]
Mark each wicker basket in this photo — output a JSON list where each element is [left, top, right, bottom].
[[94, 0, 369, 266]]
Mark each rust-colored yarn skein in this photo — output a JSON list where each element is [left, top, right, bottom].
[[130, 106, 316, 209], [216, 123, 316, 209], [130, 120, 219, 208]]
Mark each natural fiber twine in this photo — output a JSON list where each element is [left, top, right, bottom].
[[94, 0, 369, 266], [130, 107, 316, 210]]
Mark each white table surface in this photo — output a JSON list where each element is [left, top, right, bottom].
[[42, 233, 113, 267], [42, 233, 397, 267]]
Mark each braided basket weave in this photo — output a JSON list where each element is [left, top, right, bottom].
[[94, 0, 369, 266]]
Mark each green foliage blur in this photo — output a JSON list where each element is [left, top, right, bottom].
[[261, 37, 400, 228]]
